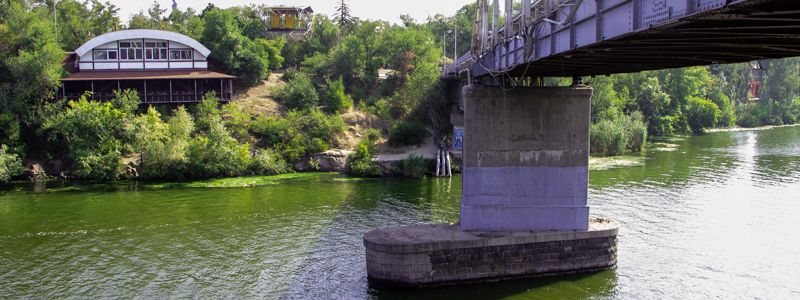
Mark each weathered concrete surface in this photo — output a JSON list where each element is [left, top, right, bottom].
[[461, 85, 592, 231], [364, 217, 617, 287]]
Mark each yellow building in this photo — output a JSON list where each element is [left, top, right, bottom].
[[268, 6, 314, 32]]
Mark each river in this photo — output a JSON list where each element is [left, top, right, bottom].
[[1, 126, 799, 299]]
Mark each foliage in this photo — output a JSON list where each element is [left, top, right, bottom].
[[249, 149, 291, 175], [251, 108, 344, 161], [686, 96, 720, 133], [200, 8, 282, 86], [0, 145, 23, 183], [334, 0, 354, 29], [398, 155, 427, 178], [0, 0, 63, 128], [388, 121, 429, 147], [346, 137, 381, 177], [590, 112, 648, 156], [277, 72, 320, 110], [44, 97, 131, 179], [322, 76, 353, 113], [127, 106, 194, 178], [186, 118, 251, 178]]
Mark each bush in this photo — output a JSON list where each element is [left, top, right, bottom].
[[388, 121, 429, 147], [590, 112, 648, 156], [322, 76, 353, 113], [44, 97, 129, 179], [686, 96, 720, 133], [346, 138, 381, 177], [277, 72, 320, 110], [186, 118, 251, 178], [128, 106, 195, 178], [398, 154, 427, 178], [0, 145, 23, 182], [249, 149, 291, 175], [250, 108, 344, 162]]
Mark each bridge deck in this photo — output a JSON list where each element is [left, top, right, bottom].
[[445, 0, 800, 78]]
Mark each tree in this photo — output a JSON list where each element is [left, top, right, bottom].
[[334, 0, 353, 29], [686, 96, 720, 133], [0, 145, 23, 183], [44, 96, 134, 179]]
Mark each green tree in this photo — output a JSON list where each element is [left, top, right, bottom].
[[686, 96, 721, 133], [44, 97, 131, 179], [0, 145, 23, 183]]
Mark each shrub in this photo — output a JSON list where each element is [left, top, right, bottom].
[[186, 118, 251, 178], [44, 97, 129, 179], [193, 92, 222, 131], [686, 96, 720, 133], [590, 112, 648, 156], [277, 72, 319, 110], [388, 121, 429, 147], [128, 106, 195, 178], [0, 145, 23, 182], [249, 149, 291, 175], [323, 76, 353, 113], [398, 154, 427, 178], [251, 108, 344, 162], [346, 138, 381, 177]]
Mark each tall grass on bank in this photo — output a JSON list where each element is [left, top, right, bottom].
[[590, 112, 648, 156]]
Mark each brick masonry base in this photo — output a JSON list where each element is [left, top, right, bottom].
[[364, 217, 617, 287]]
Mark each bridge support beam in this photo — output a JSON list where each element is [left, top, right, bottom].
[[460, 84, 592, 231], [363, 84, 617, 287]]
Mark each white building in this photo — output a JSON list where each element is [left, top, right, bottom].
[[62, 29, 235, 103]]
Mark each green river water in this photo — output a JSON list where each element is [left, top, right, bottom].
[[1, 126, 800, 299]]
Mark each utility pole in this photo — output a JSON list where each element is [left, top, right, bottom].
[[454, 18, 458, 59]]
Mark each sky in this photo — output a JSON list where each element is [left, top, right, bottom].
[[115, 0, 476, 24]]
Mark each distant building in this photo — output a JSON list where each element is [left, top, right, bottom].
[[60, 29, 235, 104], [267, 6, 314, 38]]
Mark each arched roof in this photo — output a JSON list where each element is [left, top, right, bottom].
[[75, 29, 211, 57]]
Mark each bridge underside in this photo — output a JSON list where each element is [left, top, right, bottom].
[[456, 0, 800, 78]]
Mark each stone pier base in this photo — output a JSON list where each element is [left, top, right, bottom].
[[364, 217, 618, 287]]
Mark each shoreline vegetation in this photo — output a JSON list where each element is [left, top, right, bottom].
[[2, 1, 800, 183]]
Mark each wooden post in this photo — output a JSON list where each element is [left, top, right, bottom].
[[61, 83, 65, 99], [90, 81, 94, 100], [169, 79, 173, 102], [143, 80, 147, 103], [229, 79, 233, 101], [194, 79, 197, 101], [219, 79, 223, 101], [117, 80, 120, 92]]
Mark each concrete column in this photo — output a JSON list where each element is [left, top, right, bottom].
[[460, 85, 592, 231]]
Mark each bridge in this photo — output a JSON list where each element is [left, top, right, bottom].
[[364, 0, 800, 287], [444, 0, 800, 79]]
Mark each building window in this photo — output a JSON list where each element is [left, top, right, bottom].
[[93, 49, 117, 61], [119, 41, 143, 60], [145, 41, 168, 61], [169, 49, 193, 60]]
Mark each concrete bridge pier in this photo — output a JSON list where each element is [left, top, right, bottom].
[[364, 84, 618, 287], [461, 85, 591, 231]]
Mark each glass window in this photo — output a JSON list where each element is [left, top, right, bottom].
[[182, 50, 192, 60], [120, 50, 127, 60], [146, 49, 153, 60], [93, 50, 107, 60], [108, 51, 117, 60], [160, 49, 167, 60], [119, 42, 130, 47], [145, 42, 156, 48], [135, 49, 142, 60]]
